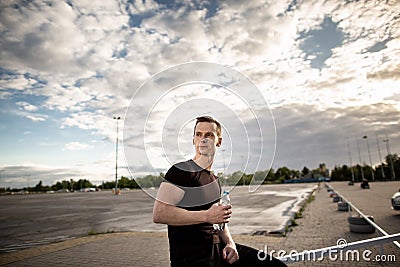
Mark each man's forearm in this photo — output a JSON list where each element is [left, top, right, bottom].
[[153, 200, 207, 226], [219, 225, 235, 246]]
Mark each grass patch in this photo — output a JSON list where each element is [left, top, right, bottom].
[[88, 229, 116, 236], [285, 189, 316, 235], [290, 218, 298, 226]]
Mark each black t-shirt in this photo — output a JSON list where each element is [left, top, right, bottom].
[[164, 160, 221, 261]]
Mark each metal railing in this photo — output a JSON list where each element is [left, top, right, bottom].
[[279, 233, 400, 263], [326, 183, 400, 249], [277, 183, 400, 264]]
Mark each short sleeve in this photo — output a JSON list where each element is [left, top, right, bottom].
[[164, 164, 191, 187]]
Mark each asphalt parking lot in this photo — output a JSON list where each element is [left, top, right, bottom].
[[0, 184, 316, 253]]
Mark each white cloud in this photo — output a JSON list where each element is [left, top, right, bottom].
[[64, 142, 90, 151], [25, 114, 46, 122], [0, 163, 95, 188], [0, 74, 37, 91], [42, 84, 93, 112], [0, 0, 399, 187], [16, 101, 38, 112], [0, 1, 84, 73]]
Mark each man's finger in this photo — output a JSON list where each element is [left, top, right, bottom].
[[223, 204, 232, 209], [226, 251, 237, 264]]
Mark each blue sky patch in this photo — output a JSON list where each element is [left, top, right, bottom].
[[298, 16, 346, 69]]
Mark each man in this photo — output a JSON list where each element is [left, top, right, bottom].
[[153, 116, 286, 266]]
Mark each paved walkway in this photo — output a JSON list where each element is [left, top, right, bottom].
[[1, 182, 399, 266], [282, 182, 399, 266]]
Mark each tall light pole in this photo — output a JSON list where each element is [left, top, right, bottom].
[[0, 169, 4, 191], [114, 116, 121, 195], [356, 137, 365, 180], [26, 175, 30, 192], [383, 138, 396, 180], [363, 136, 375, 181], [346, 140, 355, 183], [376, 135, 385, 180]]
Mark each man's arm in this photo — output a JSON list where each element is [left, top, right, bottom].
[[219, 225, 239, 264], [153, 200, 208, 225], [153, 182, 231, 226]]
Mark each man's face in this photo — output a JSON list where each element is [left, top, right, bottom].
[[193, 121, 222, 156]]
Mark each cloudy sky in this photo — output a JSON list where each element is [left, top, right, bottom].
[[0, 0, 399, 189]]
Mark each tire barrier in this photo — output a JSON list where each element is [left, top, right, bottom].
[[325, 183, 400, 252], [360, 180, 370, 189], [329, 192, 337, 198], [337, 201, 349, 211], [348, 215, 374, 225], [348, 216, 375, 234], [333, 195, 341, 203]]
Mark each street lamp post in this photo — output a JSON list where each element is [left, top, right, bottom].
[[0, 169, 4, 192], [114, 116, 121, 195], [383, 138, 396, 181], [376, 135, 385, 180], [346, 140, 355, 183], [26, 175, 30, 192], [356, 137, 365, 180], [363, 136, 375, 181]]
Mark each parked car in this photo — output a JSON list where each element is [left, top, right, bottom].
[[360, 179, 370, 189], [80, 187, 96, 192], [392, 190, 400, 210]]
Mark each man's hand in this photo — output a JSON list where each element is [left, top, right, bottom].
[[206, 203, 232, 224], [223, 243, 239, 264]]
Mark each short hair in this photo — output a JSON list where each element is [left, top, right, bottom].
[[194, 116, 222, 138]]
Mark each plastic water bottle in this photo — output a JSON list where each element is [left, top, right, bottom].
[[219, 190, 231, 230], [213, 190, 231, 231]]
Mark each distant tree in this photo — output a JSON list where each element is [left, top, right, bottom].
[[102, 180, 115, 190], [384, 154, 400, 180], [301, 166, 310, 177], [35, 180, 44, 191], [331, 165, 347, 181], [253, 170, 268, 184], [51, 179, 94, 191], [118, 176, 130, 188], [275, 167, 291, 180], [266, 168, 275, 183], [118, 176, 140, 189], [135, 174, 163, 188], [291, 169, 300, 179], [318, 163, 327, 176]]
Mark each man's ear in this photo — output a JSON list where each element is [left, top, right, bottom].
[[216, 137, 222, 147]]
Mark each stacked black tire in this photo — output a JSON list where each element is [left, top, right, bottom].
[[337, 201, 349, 211], [333, 195, 341, 203], [348, 216, 375, 233]]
